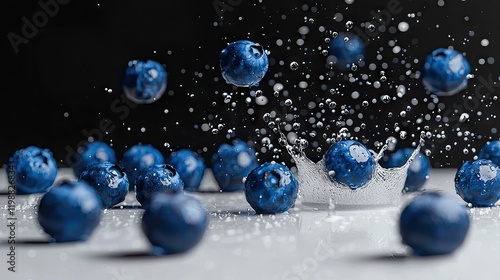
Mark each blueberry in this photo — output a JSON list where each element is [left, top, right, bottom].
[[123, 59, 167, 104], [478, 140, 500, 167], [211, 139, 259, 192], [37, 180, 102, 242], [454, 159, 500, 207], [141, 192, 208, 255], [244, 162, 299, 214], [135, 164, 184, 208], [324, 140, 375, 190], [421, 48, 471, 96], [219, 40, 269, 87], [120, 144, 164, 190], [8, 146, 58, 194], [166, 149, 206, 191], [79, 162, 129, 209], [399, 192, 470, 256], [72, 141, 117, 177], [382, 147, 431, 193], [328, 32, 366, 70]]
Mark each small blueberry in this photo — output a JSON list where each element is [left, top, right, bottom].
[[328, 32, 366, 71], [135, 164, 184, 208], [166, 149, 206, 191], [455, 159, 500, 207], [478, 140, 500, 167], [123, 59, 167, 104], [381, 147, 431, 193], [72, 141, 117, 177], [120, 144, 164, 190]]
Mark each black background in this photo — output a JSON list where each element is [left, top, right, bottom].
[[1, 0, 499, 169]]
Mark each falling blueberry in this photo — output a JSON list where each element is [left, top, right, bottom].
[[381, 147, 431, 193], [421, 47, 471, 96], [211, 139, 259, 192], [135, 164, 184, 208], [455, 159, 500, 207], [219, 40, 269, 87], [79, 161, 129, 209], [399, 192, 470, 256], [328, 32, 366, 71], [120, 144, 164, 190], [244, 162, 299, 214], [142, 192, 208, 256], [166, 149, 206, 191], [72, 141, 117, 177], [324, 140, 376, 190], [478, 140, 500, 167], [8, 146, 58, 194], [123, 59, 167, 104], [37, 179, 102, 242]]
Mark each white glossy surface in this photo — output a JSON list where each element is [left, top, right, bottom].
[[1, 168, 499, 280]]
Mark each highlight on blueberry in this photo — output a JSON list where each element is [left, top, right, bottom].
[[141, 192, 208, 256], [244, 162, 299, 214], [219, 39, 269, 87], [211, 139, 259, 192], [328, 32, 366, 71], [381, 147, 431, 193], [454, 158, 500, 207], [399, 191, 470, 256], [324, 140, 376, 190], [166, 149, 206, 191], [120, 144, 164, 190], [79, 161, 129, 209], [123, 59, 167, 104], [72, 141, 117, 177], [135, 164, 184, 208], [8, 145, 58, 194], [421, 47, 471, 96], [478, 140, 500, 167], [37, 179, 103, 243]]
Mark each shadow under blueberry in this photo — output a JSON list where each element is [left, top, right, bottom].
[[358, 252, 452, 262], [94, 250, 187, 260], [0, 239, 52, 246], [111, 205, 143, 210]]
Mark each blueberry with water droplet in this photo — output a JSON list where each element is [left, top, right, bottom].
[[142, 192, 208, 255], [324, 140, 375, 189], [455, 159, 500, 207], [328, 32, 365, 71], [79, 161, 129, 209], [399, 192, 470, 256], [244, 162, 299, 214], [219, 40, 269, 87], [123, 59, 167, 104], [120, 144, 164, 190], [166, 149, 206, 191], [8, 146, 58, 194], [380, 147, 430, 193], [421, 48, 471, 96], [211, 139, 259, 192], [37, 180, 102, 242], [478, 140, 500, 167], [135, 164, 184, 209], [72, 141, 117, 177]]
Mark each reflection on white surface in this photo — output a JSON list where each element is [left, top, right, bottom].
[[0, 168, 500, 279]]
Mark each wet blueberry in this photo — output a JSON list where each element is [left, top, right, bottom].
[[166, 149, 206, 191], [135, 164, 184, 208], [324, 140, 375, 190], [8, 146, 58, 194], [120, 144, 164, 190], [478, 140, 500, 167], [79, 162, 129, 209], [455, 159, 500, 207], [244, 162, 299, 214], [211, 139, 259, 192], [382, 147, 431, 193], [37, 180, 102, 242], [142, 192, 208, 255], [399, 192, 470, 256], [328, 32, 366, 71], [72, 141, 117, 177], [123, 59, 167, 104], [421, 48, 471, 96], [219, 40, 269, 87]]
